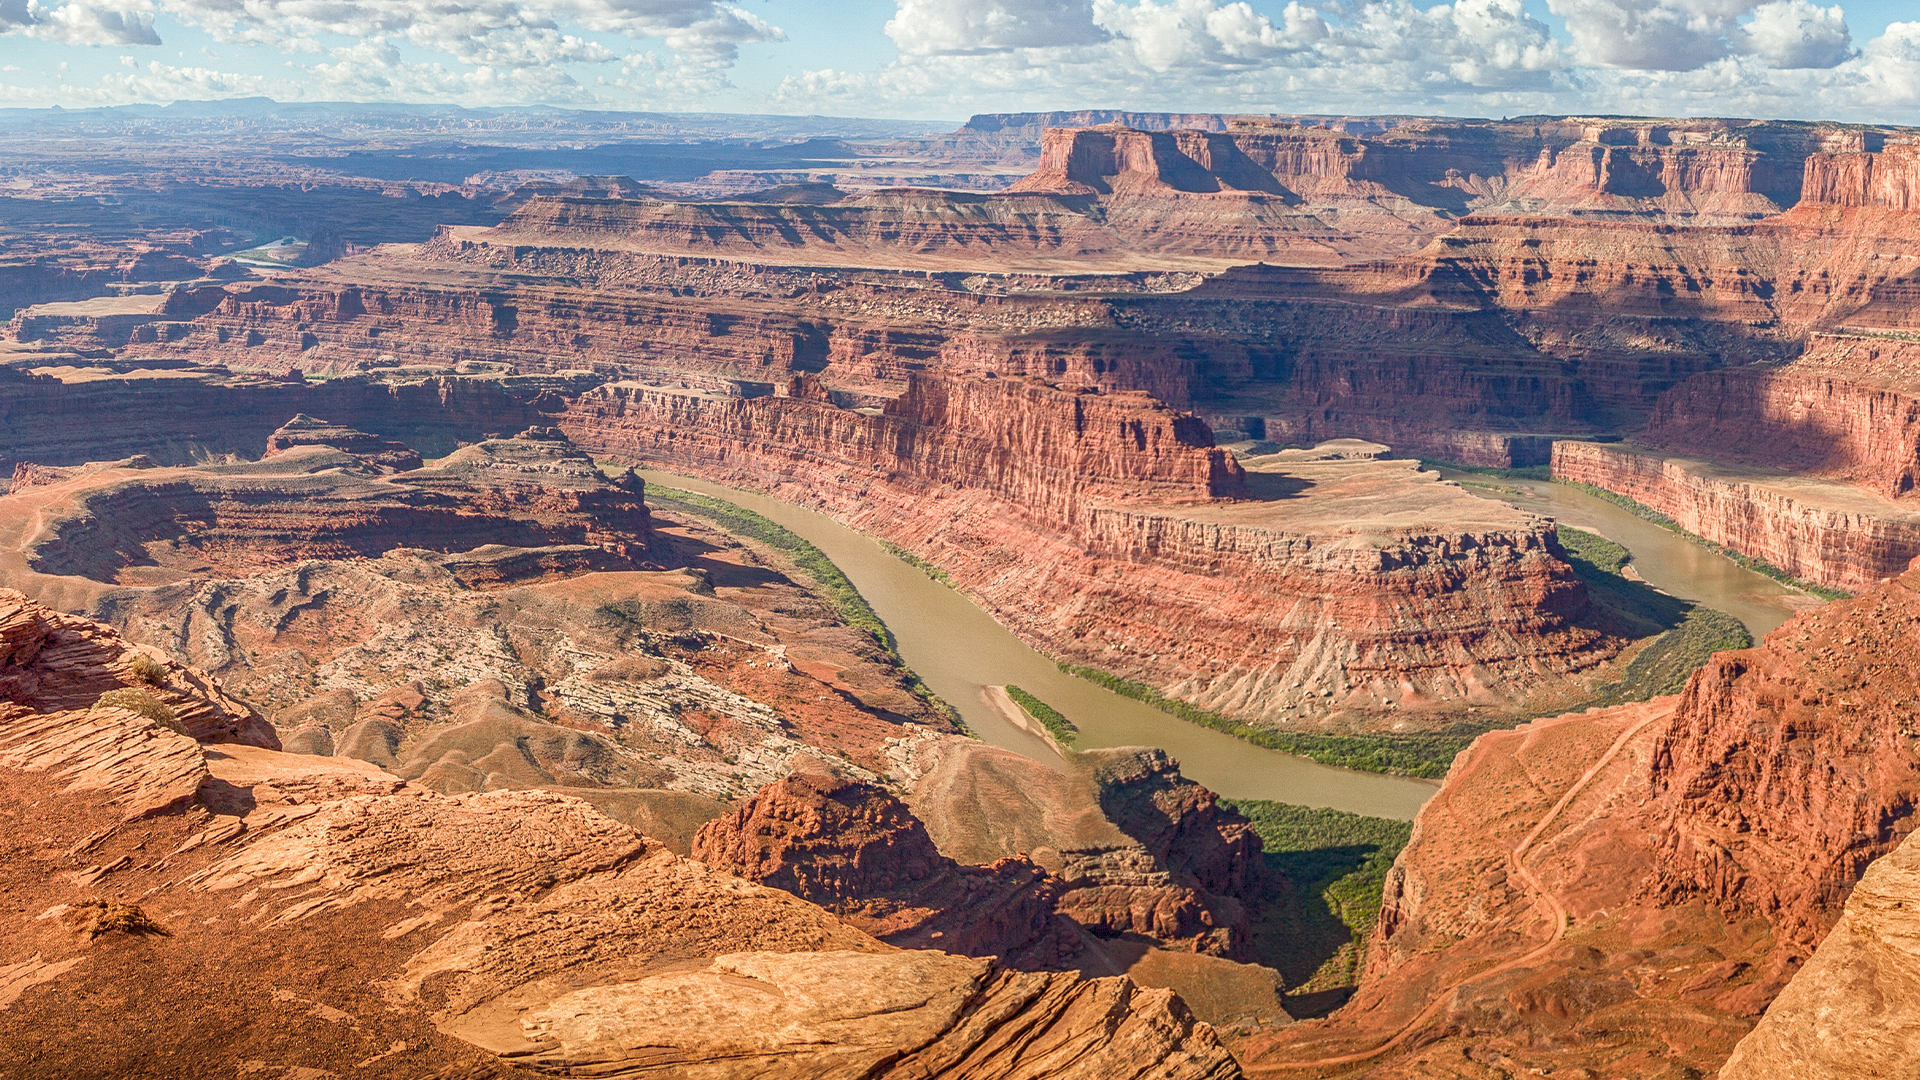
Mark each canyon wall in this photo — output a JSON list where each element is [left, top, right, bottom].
[[1801, 143, 1920, 210], [1642, 336, 1920, 497], [564, 374, 1612, 728], [1246, 563, 1920, 1075], [1551, 441, 1920, 592]]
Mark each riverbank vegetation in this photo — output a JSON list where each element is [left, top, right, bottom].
[[1055, 662, 1483, 778], [645, 483, 958, 723], [1555, 526, 1753, 703], [1005, 685, 1077, 745], [1223, 799, 1414, 1015]]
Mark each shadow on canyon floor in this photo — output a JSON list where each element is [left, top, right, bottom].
[[1242, 472, 1314, 500]]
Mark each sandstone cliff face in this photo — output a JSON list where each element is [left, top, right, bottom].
[[1642, 336, 1920, 499], [1245, 563, 1920, 1076], [1800, 144, 1920, 210], [1552, 441, 1920, 591], [1718, 829, 1920, 1079], [1641, 571, 1920, 953], [0, 595, 1241, 1079]]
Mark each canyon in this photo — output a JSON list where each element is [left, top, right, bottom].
[[6, 100, 1920, 1079]]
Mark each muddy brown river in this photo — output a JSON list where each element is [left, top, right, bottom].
[[643, 469, 1823, 820]]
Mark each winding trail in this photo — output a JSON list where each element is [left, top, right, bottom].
[[1257, 703, 1673, 1074]]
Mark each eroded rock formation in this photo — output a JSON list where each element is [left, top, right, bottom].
[[1242, 562, 1920, 1075], [0, 595, 1241, 1078], [693, 770, 1078, 965]]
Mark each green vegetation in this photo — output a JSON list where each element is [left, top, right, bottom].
[[1222, 800, 1414, 1009], [1559, 481, 1850, 600], [1005, 684, 1076, 745], [1555, 525, 1630, 576], [879, 540, 954, 586], [94, 688, 186, 735], [1590, 607, 1751, 705], [648, 485, 891, 647], [128, 653, 168, 687], [1554, 526, 1753, 704], [1055, 662, 1485, 778], [644, 483, 960, 726], [1420, 459, 1551, 481]]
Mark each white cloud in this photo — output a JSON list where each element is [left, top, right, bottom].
[[768, 0, 1918, 124], [1739, 0, 1851, 68], [1, 0, 161, 45], [153, 0, 779, 69], [886, 0, 1107, 55], [1546, 0, 1853, 71]]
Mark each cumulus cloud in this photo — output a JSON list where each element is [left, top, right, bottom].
[[1739, 0, 1852, 68], [1547, 0, 1854, 71], [1, 0, 161, 45], [155, 0, 778, 69], [886, 0, 1107, 55]]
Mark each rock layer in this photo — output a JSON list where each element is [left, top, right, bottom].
[[0, 600, 1241, 1080], [1552, 440, 1920, 591], [1241, 562, 1920, 1076], [692, 771, 1075, 964]]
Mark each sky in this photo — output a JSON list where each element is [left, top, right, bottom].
[[1, 0, 1918, 125]]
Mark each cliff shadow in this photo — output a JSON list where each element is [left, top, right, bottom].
[[1247, 843, 1384, 1017], [1553, 527, 1753, 705], [648, 516, 794, 589], [1241, 472, 1313, 500]]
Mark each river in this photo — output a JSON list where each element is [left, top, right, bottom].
[[641, 469, 1821, 822], [1446, 476, 1814, 638]]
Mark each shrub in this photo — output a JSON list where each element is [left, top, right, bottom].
[[94, 688, 187, 736], [66, 900, 171, 940], [128, 653, 168, 686]]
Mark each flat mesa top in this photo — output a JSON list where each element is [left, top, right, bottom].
[[18, 294, 167, 317], [1169, 445, 1545, 540]]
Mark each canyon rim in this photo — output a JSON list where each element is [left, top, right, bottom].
[[2, 63, 1920, 1080]]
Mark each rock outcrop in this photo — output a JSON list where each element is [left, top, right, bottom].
[[263, 413, 423, 471], [898, 738, 1267, 961], [0, 588, 272, 748], [1242, 562, 1920, 1076], [0, 599, 1241, 1079], [1718, 830, 1920, 1079], [692, 770, 1076, 964]]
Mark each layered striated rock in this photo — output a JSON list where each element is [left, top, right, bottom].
[[0, 604, 1241, 1079], [1552, 440, 1920, 591], [567, 377, 1614, 728], [263, 413, 423, 471], [14, 424, 650, 588], [1800, 143, 1920, 210], [1242, 563, 1920, 1076], [1718, 830, 1920, 1079], [1641, 335, 1920, 498], [0, 588, 273, 748], [692, 770, 1075, 964], [897, 737, 1267, 961]]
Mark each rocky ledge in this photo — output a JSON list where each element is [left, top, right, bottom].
[[0, 591, 1241, 1079], [1552, 440, 1920, 592]]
